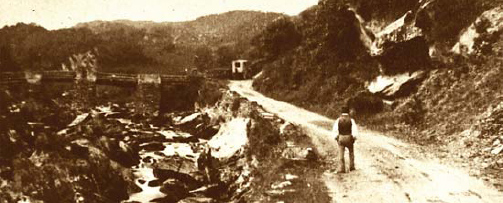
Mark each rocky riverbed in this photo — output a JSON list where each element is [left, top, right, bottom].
[[1, 82, 328, 203]]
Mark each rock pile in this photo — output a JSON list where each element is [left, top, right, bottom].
[[1, 79, 319, 202], [452, 101, 503, 188], [474, 102, 503, 163], [0, 93, 136, 202], [124, 90, 299, 202]]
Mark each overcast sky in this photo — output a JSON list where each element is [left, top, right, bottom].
[[0, 0, 319, 30]]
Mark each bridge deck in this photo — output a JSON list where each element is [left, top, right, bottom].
[[0, 71, 201, 86]]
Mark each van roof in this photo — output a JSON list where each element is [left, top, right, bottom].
[[232, 59, 248, 63]]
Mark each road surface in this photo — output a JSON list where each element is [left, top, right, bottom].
[[229, 80, 503, 203]]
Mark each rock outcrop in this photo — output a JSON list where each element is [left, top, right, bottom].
[[452, 6, 503, 55], [207, 118, 250, 160], [371, 10, 431, 75], [368, 71, 426, 99]]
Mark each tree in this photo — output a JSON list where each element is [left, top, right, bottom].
[[0, 45, 19, 72], [215, 46, 236, 68], [316, 0, 367, 61], [96, 27, 151, 69], [251, 16, 302, 59], [193, 46, 214, 71]]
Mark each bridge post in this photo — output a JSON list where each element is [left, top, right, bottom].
[[134, 74, 161, 115], [69, 50, 98, 112], [25, 71, 43, 98], [24, 72, 51, 108], [73, 71, 97, 111], [159, 76, 202, 114], [0, 72, 28, 114]]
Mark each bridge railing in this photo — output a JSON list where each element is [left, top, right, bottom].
[[0, 71, 203, 86], [96, 72, 138, 86], [41, 71, 76, 82], [0, 72, 25, 85]]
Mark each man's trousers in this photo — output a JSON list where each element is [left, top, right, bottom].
[[337, 135, 355, 172]]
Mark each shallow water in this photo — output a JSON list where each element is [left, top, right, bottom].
[[125, 132, 201, 203]]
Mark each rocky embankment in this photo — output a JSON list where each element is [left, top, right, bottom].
[[0, 82, 326, 202], [0, 88, 137, 202], [451, 101, 503, 189], [125, 90, 328, 202]]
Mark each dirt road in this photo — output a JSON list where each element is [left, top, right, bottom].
[[229, 80, 503, 203]]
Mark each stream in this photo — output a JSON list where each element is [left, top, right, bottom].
[[91, 106, 211, 203], [127, 138, 202, 202]]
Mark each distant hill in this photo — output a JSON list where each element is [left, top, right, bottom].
[[0, 11, 283, 73], [76, 11, 283, 49]]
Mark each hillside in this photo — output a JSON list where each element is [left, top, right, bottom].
[[252, 0, 503, 186], [0, 11, 283, 73], [76, 11, 282, 47], [252, 0, 380, 116]]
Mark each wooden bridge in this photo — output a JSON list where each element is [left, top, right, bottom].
[[0, 71, 204, 113]]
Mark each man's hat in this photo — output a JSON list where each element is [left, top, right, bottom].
[[341, 106, 349, 114]]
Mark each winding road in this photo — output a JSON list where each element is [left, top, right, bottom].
[[229, 80, 503, 203]]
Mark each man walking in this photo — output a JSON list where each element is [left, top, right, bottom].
[[333, 106, 358, 173]]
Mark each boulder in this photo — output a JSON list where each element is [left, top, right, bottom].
[[135, 133, 168, 144], [178, 197, 217, 203], [156, 130, 198, 143], [68, 113, 91, 127], [368, 71, 426, 99], [139, 142, 165, 152], [285, 174, 298, 181], [97, 137, 140, 167], [452, 6, 503, 55], [271, 181, 292, 189], [491, 145, 503, 155], [282, 146, 309, 160], [68, 138, 91, 158], [207, 118, 250, 160], [152, 157, 199, 177], [279, 122, 296, 135], [194, 124, 220, 140], [153, 168, 202, 190], [160, 143, 199, 161], [156, 179, 191, 202], [174, 113, 203, 127], [371, 11, 431, 74], [147, 179, 162, 187]]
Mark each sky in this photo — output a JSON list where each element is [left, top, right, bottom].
[[0, 0, 319, 30]]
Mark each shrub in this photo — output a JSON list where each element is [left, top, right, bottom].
[[395, 95, 425, 125], [346, 91, 384, 115], [251, 17, 302, 60]]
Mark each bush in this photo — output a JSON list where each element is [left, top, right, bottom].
[[251, 17, 302, 60], [346, 91, 384, 115], [395, 95, 425, 125]]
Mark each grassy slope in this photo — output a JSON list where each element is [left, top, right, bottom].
[[361, 44, 503, 145], [252, 0, 503, 189], [244, 108, 331, 202], [252, 0, 503, 142], [252, 0, 380, 118]]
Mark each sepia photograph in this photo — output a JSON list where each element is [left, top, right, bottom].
[[1, 0, 503, 202]]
